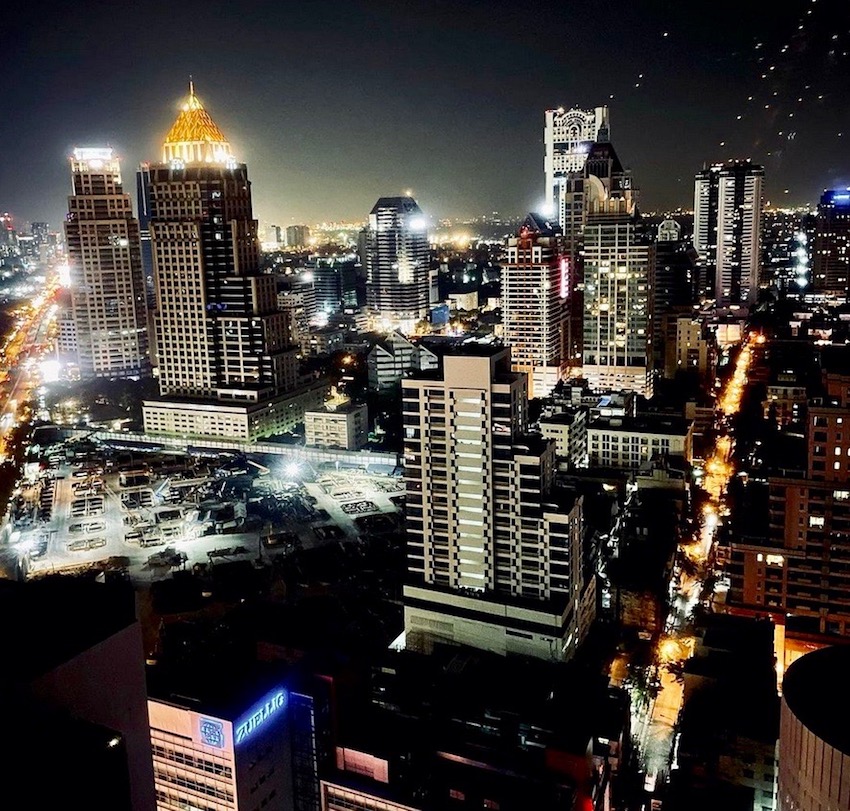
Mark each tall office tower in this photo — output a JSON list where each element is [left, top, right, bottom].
[[652, 219, 698, 372], [286, 224, 310, 248], [693, 160, 764, 305], [812, 189, 850, 296], [364, 196, 430, 333], [402, 347, 594, 662], [63, 147, 149, 379], [142, 85, 326, 440], [544, 105, 609, 230], [310, 254, 360, 317], [582, 195, 655, 397], [543, 108, 632, 370], [502, 213, 569, 398]]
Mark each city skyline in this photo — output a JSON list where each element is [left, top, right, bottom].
[[2, 0, 849, 229]]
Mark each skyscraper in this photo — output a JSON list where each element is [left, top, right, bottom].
[[502, 213, 569, 398], [63, 147, 149, 379], [544, 105, 609, 231], [364, 196, 430, 333], [402, 347, 594, 661], [812, 189, 850, 296], [543, 108, 632, 370], [693, 161, 764, 305], [582, 195, 655, 397], [142, 84, 326, 440]]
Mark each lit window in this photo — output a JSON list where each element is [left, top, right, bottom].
[[835, 490, 850, 501], [809, 516, 825, 528]]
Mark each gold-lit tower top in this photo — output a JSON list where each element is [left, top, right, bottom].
[[162, 81, 234, 165]]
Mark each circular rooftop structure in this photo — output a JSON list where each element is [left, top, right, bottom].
[[779, 645, 850, 811]]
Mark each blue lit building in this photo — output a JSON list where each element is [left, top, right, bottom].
[[148, 664, 321, 811], [813, 189, 850, 297]]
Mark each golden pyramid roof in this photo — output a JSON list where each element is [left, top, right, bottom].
[[162, 82, 233, 164]]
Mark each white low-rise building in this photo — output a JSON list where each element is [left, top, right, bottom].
[[304, 400, 368, 450], [587, 414, 694, 469]]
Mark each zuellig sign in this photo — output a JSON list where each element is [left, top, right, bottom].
[[235, 689, 286, 745]]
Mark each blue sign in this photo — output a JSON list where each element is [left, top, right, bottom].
[[199, 718, 225, 748], [234, 689, 286, 745]]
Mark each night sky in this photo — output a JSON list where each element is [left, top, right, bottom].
[[2, 0, 849, 229]]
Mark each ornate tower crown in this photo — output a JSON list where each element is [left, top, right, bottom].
[[162, 81, 234, 165]]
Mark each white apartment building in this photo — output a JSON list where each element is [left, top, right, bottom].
[[64, 147, 149, 379], [502, 213, 568, 398], [582, 197, 655, 398], [694, 161, 764, 305], [305, 400, 368, 450], [587, 414, 694, 469], [402, 348, 593, 661]]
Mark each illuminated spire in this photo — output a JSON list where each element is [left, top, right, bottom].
[[162, 82, 234, 165]]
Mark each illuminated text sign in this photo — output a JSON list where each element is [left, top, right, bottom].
[[235, 689, 286, 745]]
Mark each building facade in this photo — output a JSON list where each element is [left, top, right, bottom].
[[544, 105, 609, 231], [148, 679, 293, 811], [305, 400, 368, 450], [812, 189, 850, 297], [587, 414, 694, 469], [778, 646, 850, 811], [366, 331, 437, 391], [363, 197, 430, 333], [64, 147, 149, 379], [402, 348, 592, 661], [142, 85, 322, 441], [582, 197, 655, 397], [694, 161, 764, 305], [502, 213, 568, 398], [726, 363, 850, 639]]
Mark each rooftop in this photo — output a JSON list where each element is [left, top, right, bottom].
[[588, 413, 692, 436], [783, 645, 850, 755]]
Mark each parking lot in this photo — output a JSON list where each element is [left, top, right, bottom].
[[7, 438, 403, 583]]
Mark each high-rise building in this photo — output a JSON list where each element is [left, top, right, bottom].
[[142, 85, 327, 440], [63, 147, 149, 379], [812, 189, 850, 296], [285, 224, 310, 248], [136, 163, 155, 310], [502, 213, 569, 398], [542, 108, 631, 369], [652, 219, 698, 372], [694, 161, 764, 305], [148, 672, 290, 811], [582, 196, 655, 397], [402, 347, 595, 661], [364, 196, 430, 333], [544, 105, 609, 230]]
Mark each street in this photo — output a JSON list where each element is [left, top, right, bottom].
[[629, 334, 757, 792]]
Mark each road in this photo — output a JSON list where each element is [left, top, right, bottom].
[[631, 334, 758, 791], [0, 273, 60, 460]]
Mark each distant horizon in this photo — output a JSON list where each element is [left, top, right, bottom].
[[2, 0, 847, 231]]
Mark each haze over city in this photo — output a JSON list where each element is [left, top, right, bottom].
[[2, 0, 849, 227]]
